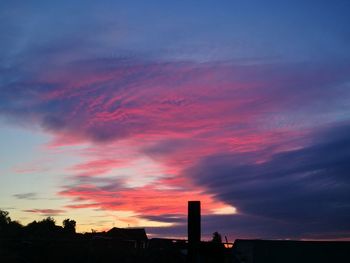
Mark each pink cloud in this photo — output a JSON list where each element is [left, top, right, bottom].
[[70, 158, 128, 176], [61, 183, 229, 216], [2, 57, 350, 224]]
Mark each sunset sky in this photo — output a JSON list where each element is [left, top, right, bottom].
[[1, 0, 350, 240]]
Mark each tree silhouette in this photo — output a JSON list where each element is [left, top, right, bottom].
[[26, 217, 58, 236], [0, 210, 23, 237], [63, 218, 76, 234], [211, 231, 222, 243], [0, 210, 11, 226]]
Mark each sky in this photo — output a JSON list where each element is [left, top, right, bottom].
[[1, 0, 350, 240]]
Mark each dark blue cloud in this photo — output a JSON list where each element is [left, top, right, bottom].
[[142, 214, 186, 224], [187, 123, 350, 238]]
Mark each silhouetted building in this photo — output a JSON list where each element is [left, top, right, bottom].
[[232, 239, 350, 263], [106, 227, 148, 248], [148, 238, 187, 251]]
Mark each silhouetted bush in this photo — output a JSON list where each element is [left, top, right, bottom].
[[25, 217, 62, 237], [63, 218, 76, 234]]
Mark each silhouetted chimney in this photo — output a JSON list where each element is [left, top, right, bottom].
[[188, 201, 201, 244]]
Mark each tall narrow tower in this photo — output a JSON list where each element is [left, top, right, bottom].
[[188, 201, 201, 245]]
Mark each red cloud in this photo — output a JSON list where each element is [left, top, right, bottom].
[[61, 183, 228, 216]]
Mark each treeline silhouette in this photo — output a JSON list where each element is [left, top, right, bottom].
[[0, 210, 229, 263], [0, 210, 76, 238]]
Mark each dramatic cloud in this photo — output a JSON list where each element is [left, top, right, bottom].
[[1, 0, 350, 239], [60, 176, 233, 217], [1, 55, 350, 237], [187, 123, 350, 238], [1, 58, 349, 146]]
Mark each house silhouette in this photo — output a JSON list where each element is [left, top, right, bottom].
[[106, 227, 148, 248]]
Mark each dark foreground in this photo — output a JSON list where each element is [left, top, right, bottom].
[[1, 210, 350, 262], [0, 236, 231, 263], [2, 237, 350, 263]]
